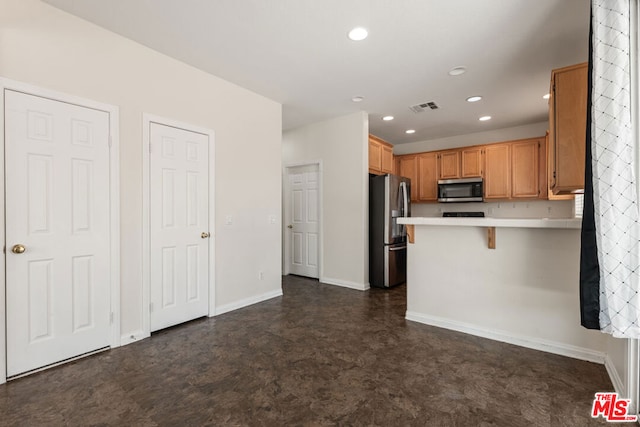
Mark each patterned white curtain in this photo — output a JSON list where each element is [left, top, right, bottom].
[[591, 0, 639, 337]]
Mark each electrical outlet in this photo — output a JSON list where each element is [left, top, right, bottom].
[[268, 215, 276, 224], [225, 215, 233, 225]]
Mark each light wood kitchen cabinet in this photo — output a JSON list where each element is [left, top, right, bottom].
[[549, 62, 587, 194], [369, 140, 382, 174], [483, 144, 511, 199], [381, 145, 393, 174], [368, 135, 394, 175], [461, 147, 483, 178], [438, 150, 460, 179], [418, 152, 438, 201], [398, 155, 419, 202], [511, 138, 541, 199], [397, 136, 548, 203], [543, 132, 574, 200]]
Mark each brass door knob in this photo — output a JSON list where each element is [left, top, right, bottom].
[[201, 232, 210, 239], [287, 225, 293, 229], [11, 244, 26, 254]]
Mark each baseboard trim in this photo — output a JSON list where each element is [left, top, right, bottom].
[[120, 330, 150, 347], [320, 276, 370, 291], [405, 311, 607, 364], [605, 354, 625, 396], [215, 289, 283, 316]]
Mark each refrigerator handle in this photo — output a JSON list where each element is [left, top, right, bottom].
[[400, 181, 409, 217]]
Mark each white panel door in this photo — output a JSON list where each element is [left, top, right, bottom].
[[288, 168, 319, 278], [150, 123, 209, 332], [5, 90, 111, 377]]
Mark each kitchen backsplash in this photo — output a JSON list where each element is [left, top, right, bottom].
[[411, 199, 575, 219]]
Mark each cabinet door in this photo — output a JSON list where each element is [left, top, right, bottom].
[[461, 148, 483, 178], [398, 155, 419, 202], [551, 63, 587, 194], [511, 139, 540, 198], [418, 152, 438, 202], [368, 139, 382, 174], [544, 133, 574, 200], [438, 151, 460, 179], [484, 144, 510, 199], [381, 145, 394, 174]]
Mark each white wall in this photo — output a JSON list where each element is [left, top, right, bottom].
[[605, 338, 632, 398], [405, 225, 613, 361], [282, 112, 369, 289], [393, 122, 549, 154], [0, 0, 282, 338]]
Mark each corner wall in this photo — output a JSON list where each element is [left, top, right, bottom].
[[282, 112, 369, 290], [0, 0, 282, 338]]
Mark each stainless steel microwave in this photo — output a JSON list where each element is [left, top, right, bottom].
[[437, 178, 484, 202]]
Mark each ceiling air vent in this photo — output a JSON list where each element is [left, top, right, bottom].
[[409, 101, 440, 113]]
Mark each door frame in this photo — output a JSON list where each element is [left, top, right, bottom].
[[0, 77, 121, 384], [141, 114, 216, 338], [282, 161, 323, 278]]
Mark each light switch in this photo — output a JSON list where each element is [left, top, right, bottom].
[[269, 215, 277, 224]]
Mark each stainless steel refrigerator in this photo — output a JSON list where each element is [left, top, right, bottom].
[[369, 174, 411, 288]]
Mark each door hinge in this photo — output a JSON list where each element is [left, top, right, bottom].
[[149, 302, 154, 313], [149, 144, 152, 153], [553, 171, 556, 179], [108, 135, 113, 148], [110, 312, 114, 324]]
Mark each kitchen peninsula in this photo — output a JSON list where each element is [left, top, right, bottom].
[[396, 216, 610, 362]]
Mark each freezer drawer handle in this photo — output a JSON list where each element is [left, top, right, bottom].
[[388, 246, 406, 251]]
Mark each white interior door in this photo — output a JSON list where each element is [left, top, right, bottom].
[[5, 90, 111, 377], [150, 122, 209, 332], [287, 166, 319, 278]]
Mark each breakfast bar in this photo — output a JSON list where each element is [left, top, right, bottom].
[[396, 217, 610, 361]]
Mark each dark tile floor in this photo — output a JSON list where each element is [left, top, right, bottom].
[[0, 275, 618, 426]]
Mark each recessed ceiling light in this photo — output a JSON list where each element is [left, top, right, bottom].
[[405, 129, 416, 134], [466, 96, 482, 103], [352, 96, 364, 102], [543, 93, 551, 100], [448, 66, 467, 76], [382, 116, 394, 121], [348, 27, 368, 41], [479, 116, 492, 121]]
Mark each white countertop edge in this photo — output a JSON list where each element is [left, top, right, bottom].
[[397, 217, 582, 229]]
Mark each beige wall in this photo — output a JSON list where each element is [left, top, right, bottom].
[[282, 112, 369, 289], [0, 0, 282, 338], [393, 121, 549, 154]]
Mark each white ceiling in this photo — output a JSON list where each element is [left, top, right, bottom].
[[43, 0, 590, 145]]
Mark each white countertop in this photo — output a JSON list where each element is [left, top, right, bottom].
[[397, 216, 581, 229]]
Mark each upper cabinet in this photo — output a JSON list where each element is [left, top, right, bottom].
[[483, 137, 546, 200], [460, 147, 483, 178], [418, 152, 438, 202], [511, 138, 542, 199], [368, 135, 394, 175], [397, 155, 419, 202], [433, 147, 483, 181], [438, 151, 460, 179], [483, 144, 511, 199], [549, 62, 588, 194]]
